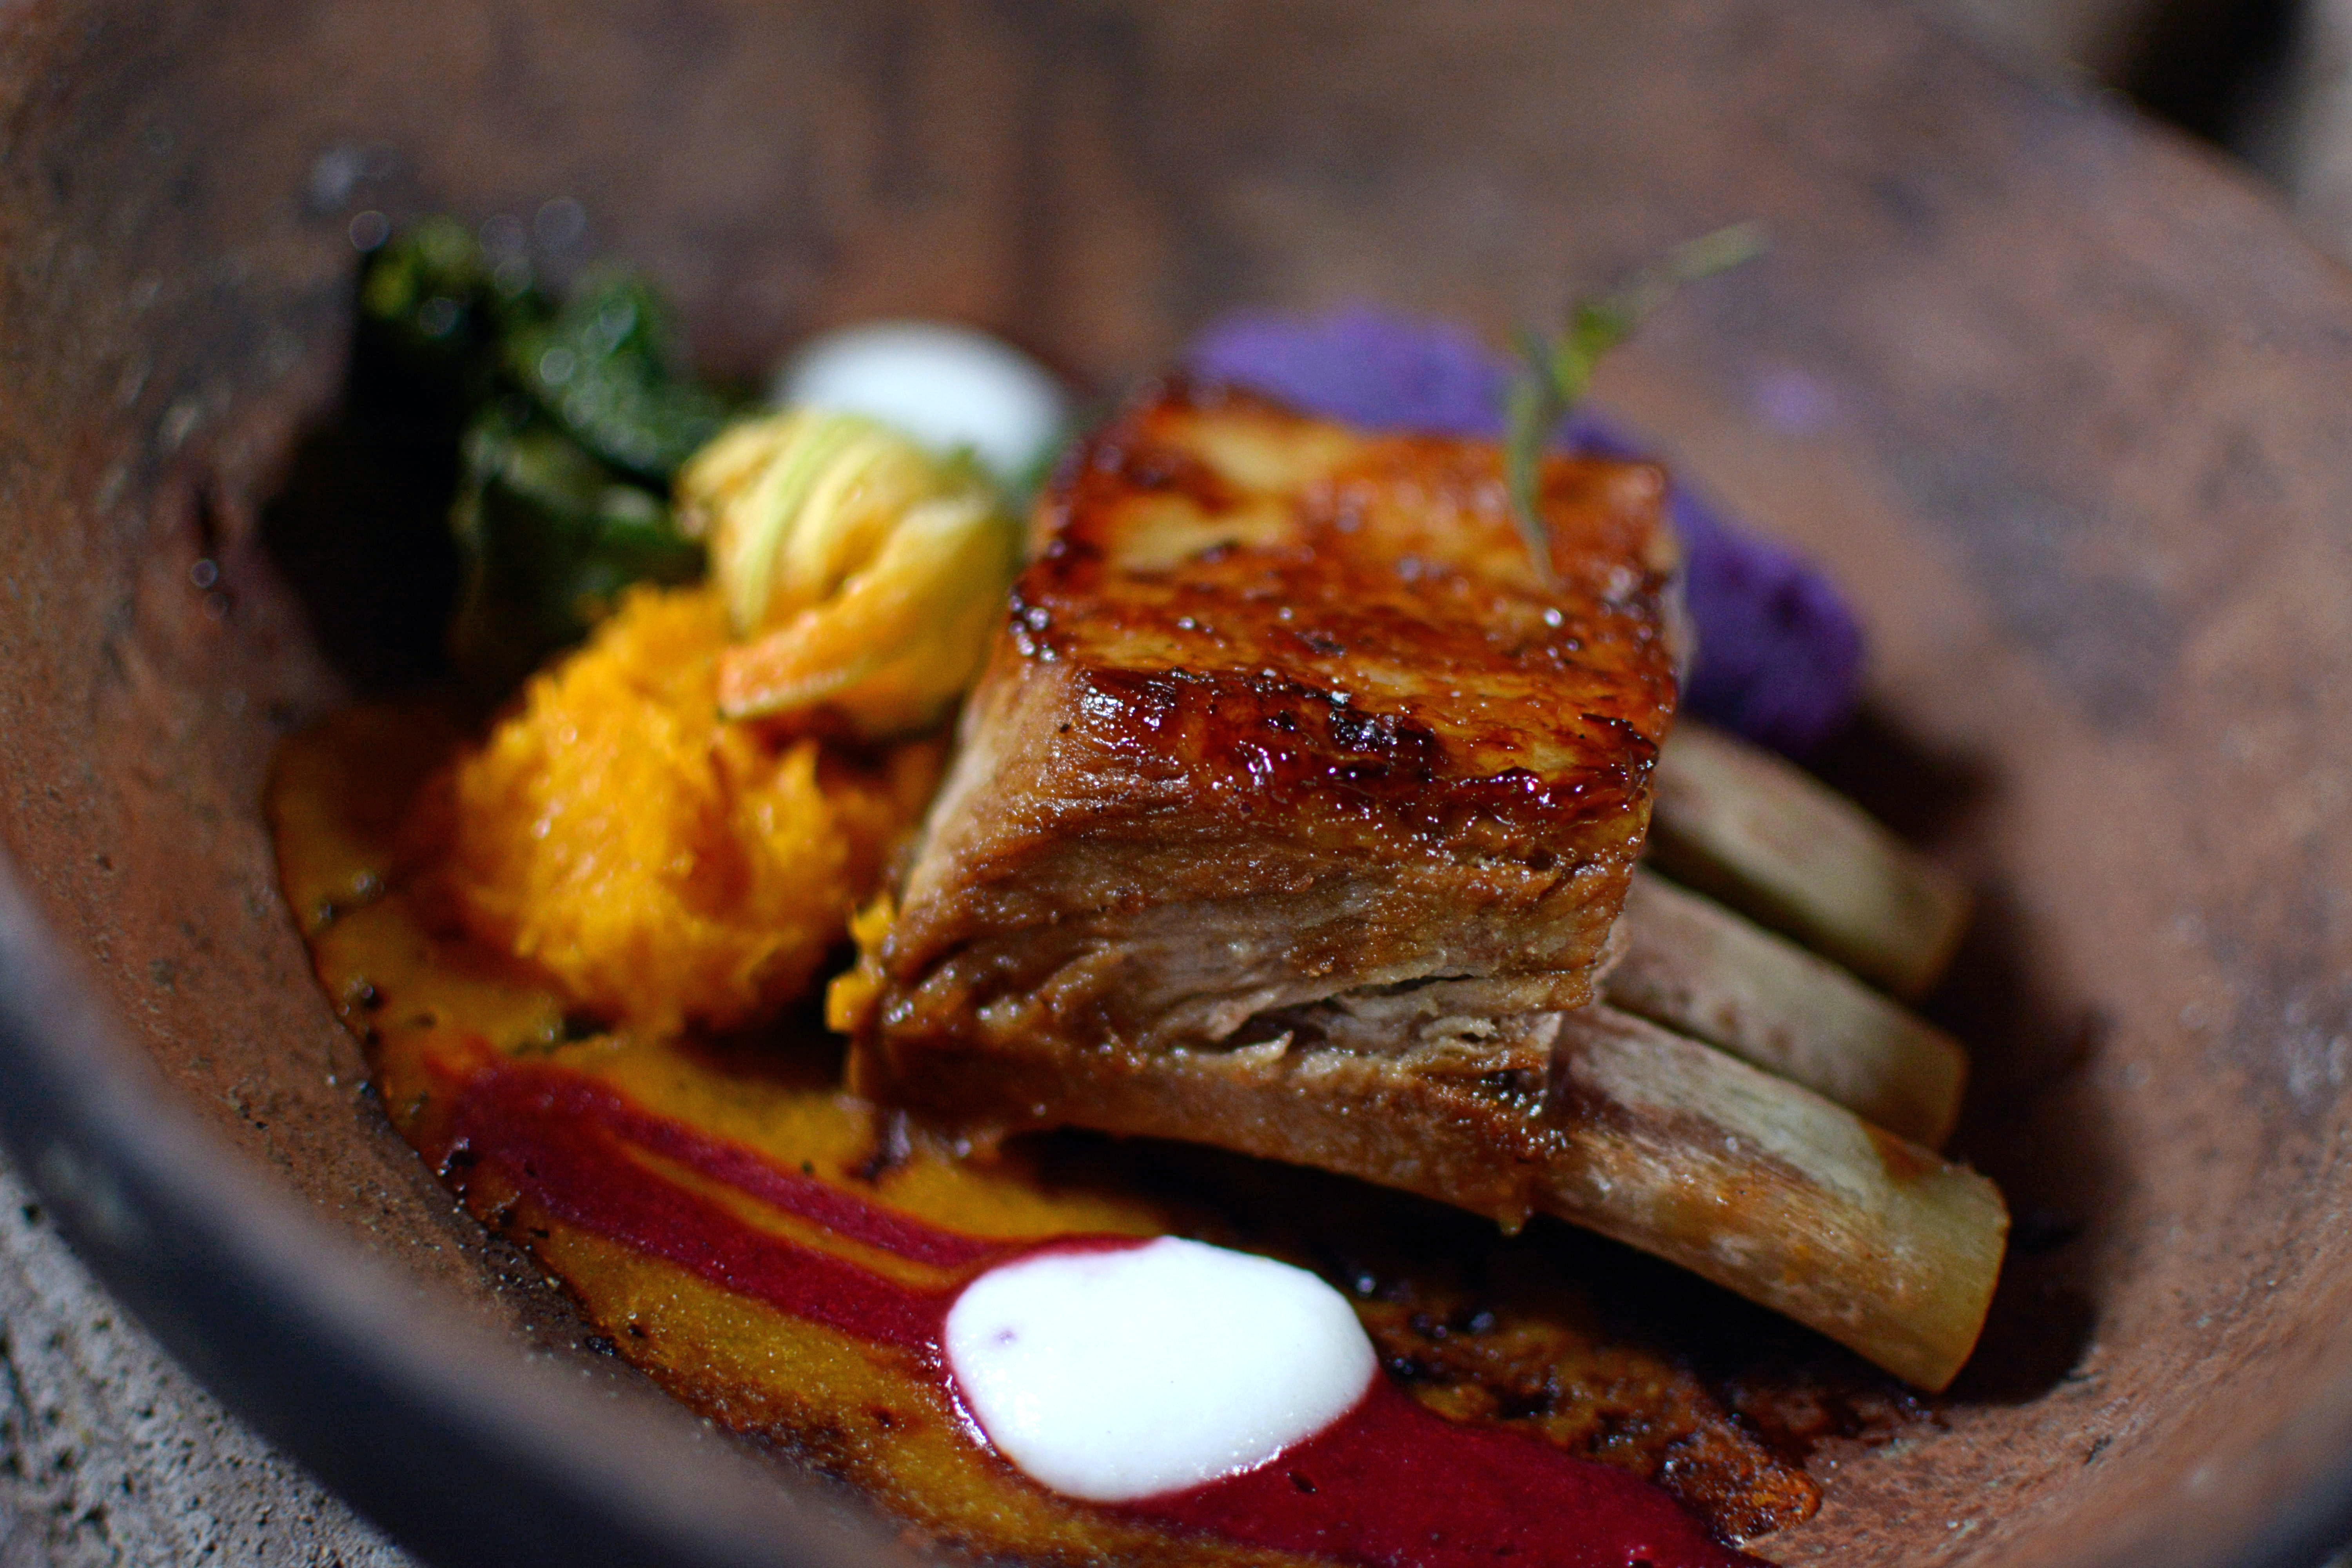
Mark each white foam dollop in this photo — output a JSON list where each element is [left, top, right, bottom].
[[771, 320, 1068, 483], [944, 1236, 1377, 1503]]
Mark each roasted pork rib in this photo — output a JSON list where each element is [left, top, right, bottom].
[[840, 382, 2004, 1391], [855, 380, 1679, 1058]]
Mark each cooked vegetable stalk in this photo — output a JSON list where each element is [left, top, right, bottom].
[[1646, 720, 1973, 1000], [1607, 870, 1968, 1146]]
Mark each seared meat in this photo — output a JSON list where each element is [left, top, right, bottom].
[[838, 383, 2005, 1391], [850, 379, 1679, 1074]]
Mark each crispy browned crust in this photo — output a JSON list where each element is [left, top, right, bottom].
[[838, 385, 2009, 1392], [854, 380, 1680, 1071]]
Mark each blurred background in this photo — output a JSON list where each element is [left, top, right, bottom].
[[1920, 0, 2352, 260]]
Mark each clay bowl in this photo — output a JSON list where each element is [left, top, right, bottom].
[[4, 2, 2352, 1565]]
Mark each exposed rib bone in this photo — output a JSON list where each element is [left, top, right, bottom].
[[1607, 871, 1968, 1147], [1536, 1006, 2003, 1392], [853, 1002, 2008, 1392], [1647, 721, 1972, 1000], [839, 390, 2007, 1392]]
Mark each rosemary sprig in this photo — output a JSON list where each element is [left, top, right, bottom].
[[1503, 222, 1768, 587]]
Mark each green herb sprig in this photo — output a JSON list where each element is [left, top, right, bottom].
[[1503, 222, 1767, 587]]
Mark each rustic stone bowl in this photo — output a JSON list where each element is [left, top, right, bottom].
[[4, 3, 2351, 1565]]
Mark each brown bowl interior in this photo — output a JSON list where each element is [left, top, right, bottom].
[[5, 2, 2352, 1565]]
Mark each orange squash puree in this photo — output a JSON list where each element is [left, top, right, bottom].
[[270, 708, 1209, 1564], [405, 584, 944, 1034]]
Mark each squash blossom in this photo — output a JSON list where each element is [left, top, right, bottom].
[[676, 409, 1022, 740]]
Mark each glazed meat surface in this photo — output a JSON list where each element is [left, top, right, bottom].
[[849, 380, 1679, 1093], [838, 386, 2008, 1393]]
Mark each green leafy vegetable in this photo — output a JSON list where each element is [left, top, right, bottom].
[[358, 216, 539, 407], [447, 401, 707, 697], [355, 219, 742, 695], [502, 267, 737, 480], [1503, 222, 1766, 587]]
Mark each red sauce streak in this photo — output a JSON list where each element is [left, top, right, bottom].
[[490, 1068, 1008, 1269], [436, 1057, 1758, 1568], [1126, 1381, 1744, 1568], [440, 1063, 972, 1352]]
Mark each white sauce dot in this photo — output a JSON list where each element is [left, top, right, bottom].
[[945, 1236, 1377, 1503], [773, 321, 1069, 483]]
